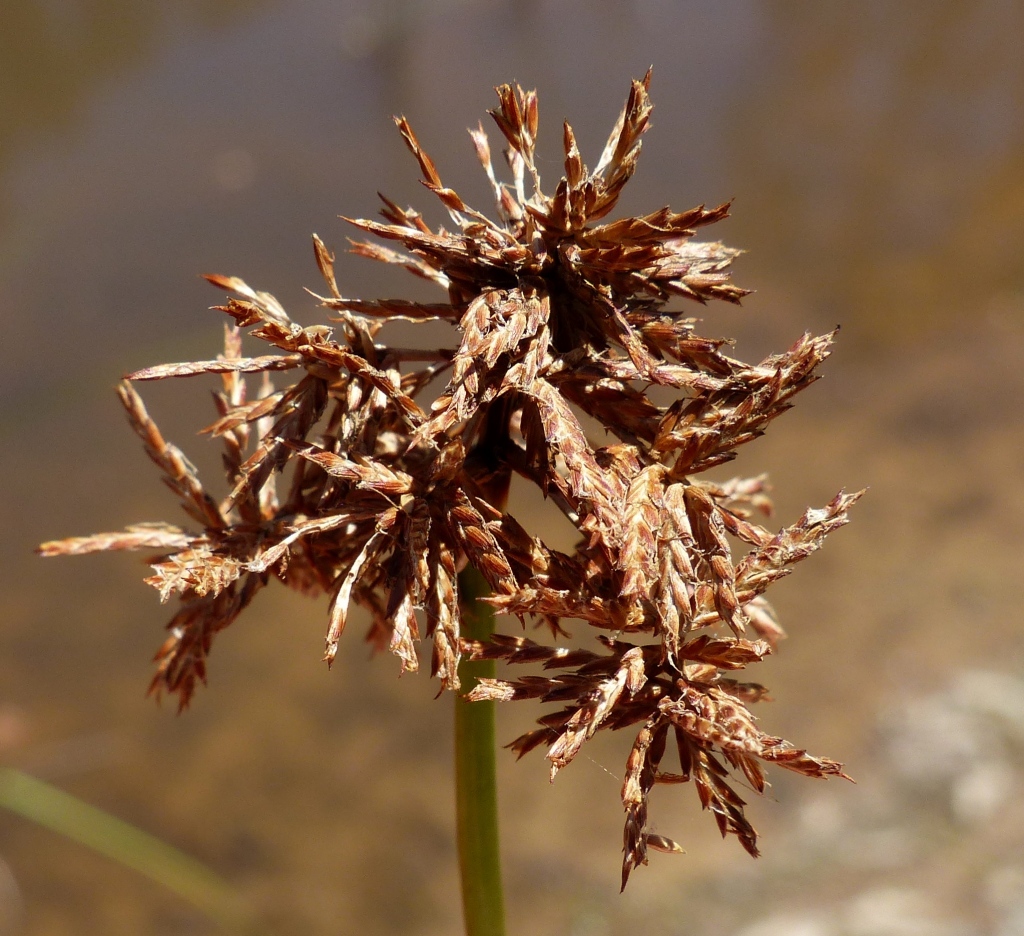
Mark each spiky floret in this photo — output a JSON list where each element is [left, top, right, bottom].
[[40, 74, 861, 885]]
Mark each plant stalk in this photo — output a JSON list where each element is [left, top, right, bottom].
[[455, 565, 506, 936]]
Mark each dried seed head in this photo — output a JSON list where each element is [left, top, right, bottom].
[[40, 73, 862, 885]]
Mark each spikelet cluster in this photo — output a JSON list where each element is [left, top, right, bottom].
[[41, 73, 861, 886]]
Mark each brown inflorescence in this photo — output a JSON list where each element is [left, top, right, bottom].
[[40, 72, 861, 887]]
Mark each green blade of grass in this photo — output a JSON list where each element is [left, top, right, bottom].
[[0, 767, 268, 935]]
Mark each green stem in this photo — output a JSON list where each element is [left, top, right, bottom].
[[455, 565, 506, 936]]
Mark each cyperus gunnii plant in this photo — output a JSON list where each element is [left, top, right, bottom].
[[42, 71, 861, 911]]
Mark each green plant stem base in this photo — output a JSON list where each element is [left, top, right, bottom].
[[455, 565, 507, 936]]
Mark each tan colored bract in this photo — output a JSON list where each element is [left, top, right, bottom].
[[41, 72, 861, 887]]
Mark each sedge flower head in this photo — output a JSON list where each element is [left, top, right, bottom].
[[42, 73, 861, 887]]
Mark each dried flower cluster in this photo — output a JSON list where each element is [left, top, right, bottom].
[[41, 73, 861, 887]]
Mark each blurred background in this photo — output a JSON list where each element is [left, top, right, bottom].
[[2, 1, 1023, 934]]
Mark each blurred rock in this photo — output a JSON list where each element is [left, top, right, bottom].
[[736, 911, 834, 936], [842, 887, 975, 936]]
